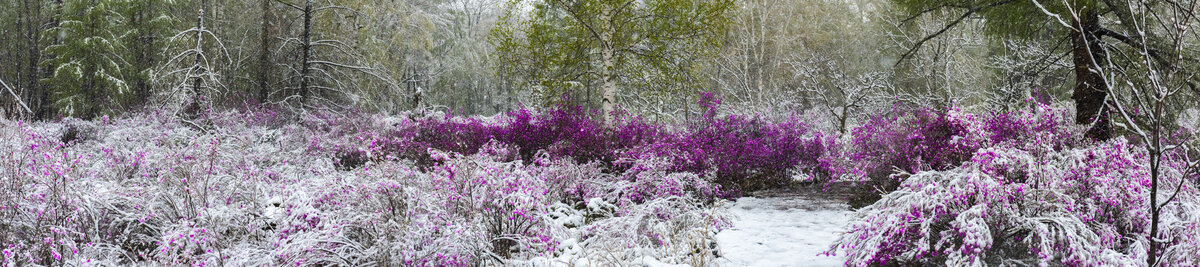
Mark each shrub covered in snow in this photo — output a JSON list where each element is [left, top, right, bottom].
[[10, 100, 1190, 266], [829, 135, 1200, 266], [840, 104, 1084, 208], [0, 109, 732, 266], [310, 101, 834, 197]]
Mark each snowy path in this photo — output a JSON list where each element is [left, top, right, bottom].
[[714, 189, 852, 267]]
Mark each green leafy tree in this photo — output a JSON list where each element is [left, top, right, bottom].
[[42, 0, 134, 119], [494, 0, 734, 124]]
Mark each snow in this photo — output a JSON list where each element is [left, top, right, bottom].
[[716, 193, 851, 267]]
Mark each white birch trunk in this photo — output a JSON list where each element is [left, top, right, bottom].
[[600, 7, 616, 126]]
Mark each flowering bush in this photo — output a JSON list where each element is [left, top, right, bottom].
[[829, 137, 1200, 266], [840, 107, 982, 207], [847, 107, 981, 177], [305, 102, 832, 197], [339, 107, 664, 170], [981, 104, 1081, 149], [841, 104, 1084, 208], [0, 108, 731, 266], [671, 114, 834, 193], [3, 101, 1195, 266]]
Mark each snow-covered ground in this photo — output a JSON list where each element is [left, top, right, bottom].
[[715, 190, 852, 267]]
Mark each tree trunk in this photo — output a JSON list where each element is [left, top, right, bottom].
[[22, 0, 45, 120], [258, 0, 272, 104], [599, 7, 616, 125], [133, 1, 152, 107], [1071, 10, 1111, 140], [600, 47, 616, 125], [185, 9, 205, 119], [83, 60, 98, 119], [503, 65, 512, 112], [83, 3, 100, 119], [409, 68, 422, 110], [20, 0, 38, 119], [42, 0, 63, 119], [194, 10, 205, 101], [1148, 114, 1161, 267], [299, 0, 312, 104]]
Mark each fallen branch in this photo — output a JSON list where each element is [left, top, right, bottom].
[[0, 77, 33, 116]]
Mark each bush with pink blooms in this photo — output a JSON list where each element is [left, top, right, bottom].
[[1, 101, 1196, 266], [839, 104, 1087, 208], [313, 100, 834, 197], [0, 108, 733, 266], [828, 104, 1200, 266]]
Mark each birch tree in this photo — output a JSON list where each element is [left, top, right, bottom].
[[494, 0, 734, 125]]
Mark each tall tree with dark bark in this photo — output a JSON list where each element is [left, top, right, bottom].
[[272, 0, 399, 109], [0, 0, 51, 119], [888, 0, 1193, 140], [259, 0, 275, 104]]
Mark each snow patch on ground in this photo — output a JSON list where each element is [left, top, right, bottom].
[[715, 194, 851, 266]]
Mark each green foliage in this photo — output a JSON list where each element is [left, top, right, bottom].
[[42, 0, 133, 118], [39, 0, 175, 118], [120, 0, 177, 104], [493, 0, 734, 107]]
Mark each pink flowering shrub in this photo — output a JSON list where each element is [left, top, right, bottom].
[[841, 107, 984, 207], [0, 108, 731, 266], [670, 114, 834, 194], [847, 107, 981, 177], [307, 101, 833, 197], [981, 104, 1081, 149], [328, 107, 666, 171], [830, 137, 1200, 266], [3, 101, 1194, 266], [0, 121, 91, 265], [829, 104, 1200, 266], [842, 104, 1084, 208], [673, 92, 836, 193]]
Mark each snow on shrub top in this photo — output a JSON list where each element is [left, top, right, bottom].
[[830, 137, 1200, 266], [0, 109, 733, 266]]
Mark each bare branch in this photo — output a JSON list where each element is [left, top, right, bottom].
[[895, 0, 1015, 66]]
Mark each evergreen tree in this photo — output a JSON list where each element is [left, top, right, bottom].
[[42, 0, 133, 119], [120, 0, 176, 108]]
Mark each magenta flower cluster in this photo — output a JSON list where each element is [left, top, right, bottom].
[[315, 101, 834, 197]]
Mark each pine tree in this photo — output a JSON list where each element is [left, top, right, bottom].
[[120, 0, 176, 108], [42, 0, 133, 119]]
